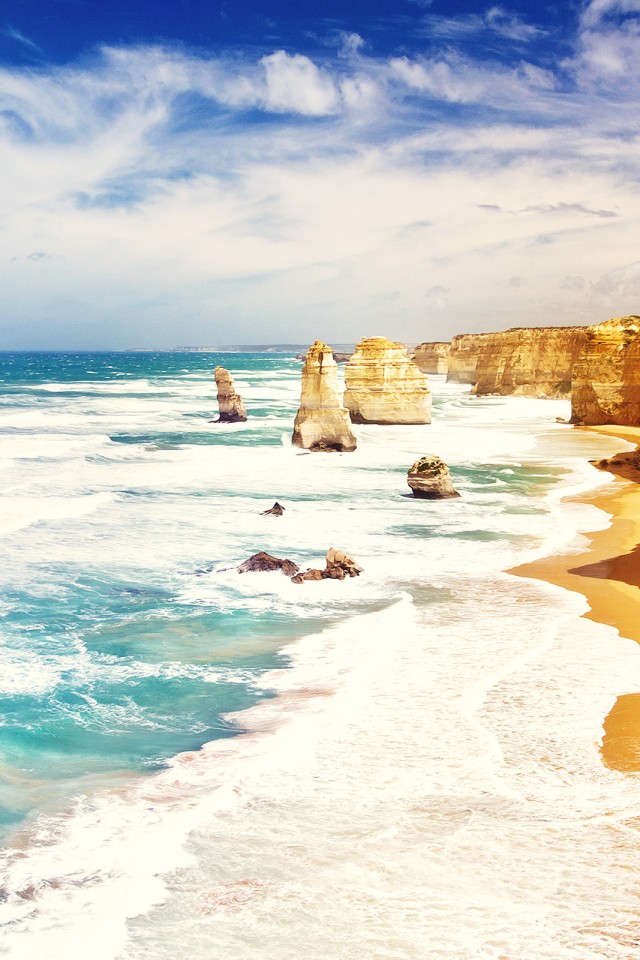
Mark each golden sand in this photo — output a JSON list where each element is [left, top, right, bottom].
[[511, 425, 640, 773]]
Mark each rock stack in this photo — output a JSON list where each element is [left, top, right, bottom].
[[344, 337, 431, 424], [407, 456, 460, 499], [214, 366, 247, 422], [292, 341, 357, 452]]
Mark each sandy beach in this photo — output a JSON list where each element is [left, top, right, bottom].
[[512, 424, 640, 773]]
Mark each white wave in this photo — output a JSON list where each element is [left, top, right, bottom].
[[0, 492, 115, 535]]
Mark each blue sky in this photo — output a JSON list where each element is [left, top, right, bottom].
[[1, 0, 639, 348]]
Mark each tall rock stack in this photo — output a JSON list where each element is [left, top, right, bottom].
[[571, 316, 640, 425], [292, 341, 357, 452], [344, 337, 431, 424], [214, 366, 248, 422], [413, 342, 450, 375]]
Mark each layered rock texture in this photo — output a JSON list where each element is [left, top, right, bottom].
[[571, 316, 640, 425], [292, 341, 357, 452], [214, 366, 247, 422], [413, 342, 450, 375], [446, 334, 482, 385], [446, 327, 587, 397], [344, 337, 431, 424], [407, 456, 460, 499]]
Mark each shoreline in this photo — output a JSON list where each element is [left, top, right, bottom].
[[511, 424, 640, 773]]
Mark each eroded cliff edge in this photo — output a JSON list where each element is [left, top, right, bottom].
[[571, 316, 640, 425], [413, 342, 450, 375], [446, 326, 588, 397]]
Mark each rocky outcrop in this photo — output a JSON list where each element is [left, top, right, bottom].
[[291, 548, 363, 584], [292, 342, 357, 452], [407, 456, 460, 499], [214, 366, 247, 422], [237, 552, 299, 576], [344, 337, 431, 424], [260, 502, 285, 516], [570, 316, 640, 425], [594, 444, 640, 478], [446, 327, 587, 397], [413, 342, 450, 375]]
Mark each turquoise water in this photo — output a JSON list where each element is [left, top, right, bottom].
[[2, 351, 640, 960]]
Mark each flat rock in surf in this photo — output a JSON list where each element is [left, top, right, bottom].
[[237, 552, 299, 576]]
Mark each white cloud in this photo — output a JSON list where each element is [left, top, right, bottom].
[[260, 51, 339, 115], [1, 32, 640, 346], [581, 0, 640, 28]]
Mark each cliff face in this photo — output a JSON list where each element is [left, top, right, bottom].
[[292, 341, 357, 451], [413, 342, 450, 375], [571, 316, 640, 425], [472, 327, 587, 397], [446, 334, 482, 384], [344, 337, 431, 424], [214, 366, 247, 422], [446, 327, 587, 397]]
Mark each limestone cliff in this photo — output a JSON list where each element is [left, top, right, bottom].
[[292, 341, 357, 452], [446, 327, 587, 397], [571, 316, 640, 425], [473, 327, 587, 397], [214, 366, 247, 422], [413, 342, 450, 375], [446, 334, 482, 385], [344, 337, 431, 424]]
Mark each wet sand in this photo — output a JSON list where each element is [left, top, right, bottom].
[[511, 425, 640, 773]]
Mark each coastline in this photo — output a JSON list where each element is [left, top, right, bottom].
[[511, 424, 640, 773]]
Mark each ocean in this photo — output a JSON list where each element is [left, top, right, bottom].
[[1, 350, 640, 959]]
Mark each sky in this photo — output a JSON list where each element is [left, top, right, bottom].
[[1, 0, 640, 349]]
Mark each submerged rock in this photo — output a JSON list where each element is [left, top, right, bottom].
[[260, 502, 285, 516], [292, 341, 357, 452], [291, 547, 363, 584], [407, 456, 460, 499], [344, 337, 431, 424], [237, 552, 299, 576], [214, 366, 247, 423]]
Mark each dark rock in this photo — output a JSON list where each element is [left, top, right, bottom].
[[237, 552, 299, 576], [261, 502, 285, 516]]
